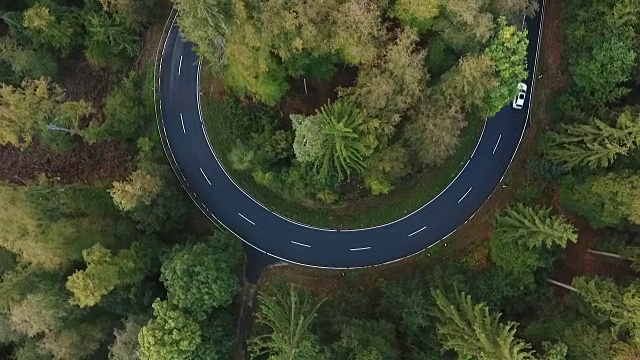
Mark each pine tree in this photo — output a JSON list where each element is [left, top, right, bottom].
[[431, 288, 536, 360], [494, 203, 578, 249], [572, 277, 640, 342], [545, 110, 640, 170], [291, 101, 378, 182], [249, 282, 325, 360], [560, 171, 640, 228]]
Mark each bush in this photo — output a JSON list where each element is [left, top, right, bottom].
[[228, 142, 257, 172], [364, 175, 393, 196]]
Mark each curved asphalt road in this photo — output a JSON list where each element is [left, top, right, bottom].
[[157, 6, 543, 268]]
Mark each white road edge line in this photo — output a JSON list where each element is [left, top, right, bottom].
[[493, 135, 502, 154], [291, 241, 311, 248], [178, 55, 182, 75], [350, 247, 371, 251], [238, 213, 255, 225], [458, 187, 473, 204], [200, 168, 211, 185], [180, 113, 185, 133], [408, 226, 427, 237]]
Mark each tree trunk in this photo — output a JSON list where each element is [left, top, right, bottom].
[[586, 248, 628, 260], [547, 279, 578, 292], [234, 282, 257, 360]]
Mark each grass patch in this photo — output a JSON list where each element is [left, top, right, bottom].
[[202, 80, 483, 229]]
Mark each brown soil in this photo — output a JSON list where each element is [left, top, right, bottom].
[[60, 56, 112, 111], [0, 141, 133, 185], [276, 67, 358, 120], [548, 187, 635, 295], [538, 0, 571, 98]]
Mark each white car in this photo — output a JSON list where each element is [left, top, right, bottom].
[[512, 82, 527, 110]]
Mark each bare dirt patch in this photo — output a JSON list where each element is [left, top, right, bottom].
[[0, 141, 132, 185], [538, 0, 571, 97], [276, 67, 358, 121]]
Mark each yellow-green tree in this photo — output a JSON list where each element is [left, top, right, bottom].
[[66, 242, 154, 308], [0, 77, 93, 148], [109, 170, 163, 212]]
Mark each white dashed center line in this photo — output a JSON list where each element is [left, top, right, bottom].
[[408, 226, 427, 237], [493, 135, 502, 154], [238, 213, 255, 225], [458, 187, 473, 203], [180, 113, 185, 133], [291, 241, 311, 248], [350, 246, 371, 251], [199, 168, 211, 185], [178, 55, 183, 75]]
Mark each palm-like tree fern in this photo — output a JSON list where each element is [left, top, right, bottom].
[[292, 101, 377, 182], [249, 282, 326, 360]]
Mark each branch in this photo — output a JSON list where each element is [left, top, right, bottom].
[[547, 279, 577, 292], [587, 248, 629, 260]]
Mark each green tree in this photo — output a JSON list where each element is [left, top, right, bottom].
[[573, 277, 640, 342], [362, 144, 411, 195], [331, 0, 384, 65], [138, 300, 201, 360], [84, 73, 147, 143], [99, 0, 157, 24], [432, 288, 536, 360], [391, 0, 440, 33], [223, 1, 288, 104], [9, 289, 71, 337], [541, 342, 568, 360], [440, 53, 499, 113], [405, 94, 466, 166], [340, 27, 426, 138], [494, 203, 578, 249], [22, 3, 78, 53], [483, 16, 528, 116], [84, 12, 141, 70], [434, 0, 495, 52], [109, 170, 163, 212], [0, 36, 57, 80], [109, 316, 148, 360], [292, 101, 378, 182], [171, 0, 231, 67], [160, 233, 243, 317], [545, 110, 640, 170], [488, 235, 542, 289], [560, 172, 640, 228], [563, 0, 639, 111], [125, 174, 187, 234], [0, 77, 93, 148], [328, 319, 400, 360], [38, 321, 109, 360], [228, 142, 258, 171], [249, 282, 325, 360], [66, 242, 154, 308]]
